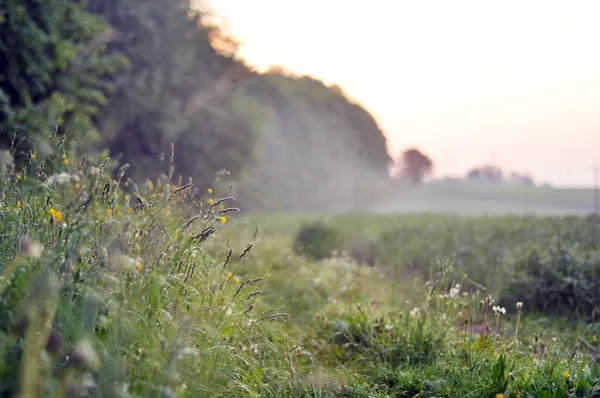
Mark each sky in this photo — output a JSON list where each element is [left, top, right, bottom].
[[206, 0, 600, 187]]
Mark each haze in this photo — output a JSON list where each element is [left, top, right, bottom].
[[207, 0, 600, 187]]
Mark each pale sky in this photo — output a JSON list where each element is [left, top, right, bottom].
[[207, 0, 600, 187]]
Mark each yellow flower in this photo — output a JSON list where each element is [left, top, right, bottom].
[[207, 199, 214, 205], [16, 174, 22, 181], [562, 370, 569, 378], [31, 153, 37, 160], [164, 209, 171, 216], [49, 208, 63, 223], [16, 200, 21, 209], [74, 183, 81, 189], [207, 188, 213, 194], [218, 204, 225, 211], [106, 208, 113, 216], [62, 153, 67, 159], [219, 216, 227, 224], [126, 208, 133, 214], [123, 181, 129, 187], [171, 185, 177, 192], [225, 272, 233, 280], [136, 263, 143, 271], [233, 278, 240, 284], [495, 394, 504, 398], [62, 158, 69, 165]]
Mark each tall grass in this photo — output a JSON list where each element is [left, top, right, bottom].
[[0, 138, 598, 397]]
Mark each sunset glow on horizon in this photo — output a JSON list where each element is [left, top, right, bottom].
[[207, 0, 600, 187]]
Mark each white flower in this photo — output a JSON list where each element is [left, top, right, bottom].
[[47, 172, 80, 186], [449, 284, 460, 298], [492, 306, 506, 315], [516, 302, 523, 309]]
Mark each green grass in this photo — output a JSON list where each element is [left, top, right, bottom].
[[0, 145, 599, 397]]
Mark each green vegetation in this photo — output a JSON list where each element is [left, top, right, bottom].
[[0, 145, 599, 397], [2, 1, 600, 396]]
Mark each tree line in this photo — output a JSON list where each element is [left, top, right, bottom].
[[1, 0, 392, 211]]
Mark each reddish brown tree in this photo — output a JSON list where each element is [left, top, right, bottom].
[[392, 148, 434, 183]]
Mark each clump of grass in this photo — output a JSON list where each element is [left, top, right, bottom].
[[0, 138, 296, 397]]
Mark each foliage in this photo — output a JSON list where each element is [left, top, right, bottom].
[[0, 140, 290, 396], [0, 0, 127, 164], [232, 71, 392, 212], [85, 0, 257, 189], [0, 138, 599, 396], [292, 220, 340, 261], [391, 147, 434, 183]]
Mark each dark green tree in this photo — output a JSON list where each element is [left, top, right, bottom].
[[85, 0, 257, 187], [0, 0, 126, 164]]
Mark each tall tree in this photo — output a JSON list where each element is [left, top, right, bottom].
[[231, 72, 392, 211], [0, 0, 126, 163], [393, 148, 433, 183], [85, 0, 257, 187]]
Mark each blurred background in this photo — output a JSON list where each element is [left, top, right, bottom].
[[3, 0, 600, 215]]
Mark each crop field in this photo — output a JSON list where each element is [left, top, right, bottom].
[[1, 149, 599, 397]]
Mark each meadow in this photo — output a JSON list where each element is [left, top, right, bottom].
[[0, 144, 599, 397]]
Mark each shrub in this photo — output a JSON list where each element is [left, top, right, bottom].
[[500, 244, 600, 321], [292, 220, 339, 260]]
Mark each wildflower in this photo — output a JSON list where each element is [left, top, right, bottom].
[[16, 200, 21, 209], [562, 370, 569, 378], [207, 199, 214, 205], [233, 278, 240, 284], [123, 181, 129, 187], [492, 306, 506, 316], [126, 208, 133, 214], [218, 204, 225, 210], [48, 172, 79, 186], [164, 209, 171, 216], [74, 183, 81, 189], [62, 153, 67, 159], [496, 394, 504, 398], [136, 263, 143, 271], [225, 272, 233, 280], [219, 216, 227, 224], [106, 208, 113, 216], [16, 174, 22, 181], [207, 188, 213, 194], [31, 153, 37, 160], [62, 158, 69, 165], [516, 302, 523, 309], [49, 208, 63, 223], [449, 284, 460, 298]]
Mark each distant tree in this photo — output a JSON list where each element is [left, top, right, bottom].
[[466, 165, 504, 184], [392, 148, 434, 183], [507, 172, 535, 187]]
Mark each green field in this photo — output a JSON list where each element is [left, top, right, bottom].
[[366, 184, 599, 216], [1, 152, 600, 397]]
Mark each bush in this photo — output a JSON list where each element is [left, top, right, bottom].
[[292, 221, 339, 260], [500, 244, 600, 321]]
